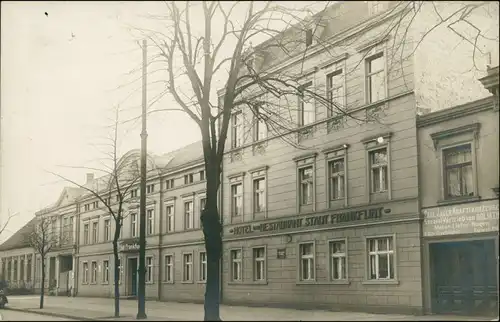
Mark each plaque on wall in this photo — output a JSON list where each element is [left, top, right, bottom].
[[277, 248, 286, 259]]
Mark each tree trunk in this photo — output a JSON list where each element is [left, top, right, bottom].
[[201, 174, 223, 321], [40, 258, 45, 309], [113, 238, 120, 317]]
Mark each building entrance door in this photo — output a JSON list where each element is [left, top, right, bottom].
[[128, 258, 138, 297], [429, 239, 498, 316]]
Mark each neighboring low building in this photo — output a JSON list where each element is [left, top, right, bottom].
[[0, 218, 37, 291], [417, 67, 499, 316]]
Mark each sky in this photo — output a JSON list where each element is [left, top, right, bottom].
[[0, 1, 327, 242], [0, 1, 204, 240]]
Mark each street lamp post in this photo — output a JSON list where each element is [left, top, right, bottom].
[[137, 39, 148, 320]]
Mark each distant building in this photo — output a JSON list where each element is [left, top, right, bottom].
[[418, 66, 499, 316]]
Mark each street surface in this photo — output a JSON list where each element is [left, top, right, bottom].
[[0, 310, 73, 321]]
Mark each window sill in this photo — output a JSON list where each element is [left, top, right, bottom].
[[228, 281, 267, 286], [197, 280, 207, 284], [362, 279, 399, 285], [297, 280, 350, 285], [296, 280, 317, 285], [438, 195, 481, 206], [162, 281, 174, 284], [102, 282, 109, 285], [90, 282, 98, 285], [227, 281, 244, 285], [146, 281, 154, 285], [181, 280, 194, 284]]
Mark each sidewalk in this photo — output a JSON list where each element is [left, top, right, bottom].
[[5, 295, 495, 321]]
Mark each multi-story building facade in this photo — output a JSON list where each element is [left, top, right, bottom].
[[218, 0, 497, 315], [418, 66, 499, 316]]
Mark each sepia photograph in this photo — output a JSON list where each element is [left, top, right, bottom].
[[0, 1, 498, 321]]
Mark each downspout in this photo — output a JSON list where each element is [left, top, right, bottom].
[[157, 173, 164, 301], [415, 116, 426, 315], [219, 160, 224, 304], [74, 202, 81, 297]]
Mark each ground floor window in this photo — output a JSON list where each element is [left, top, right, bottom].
[[253, 247, 266, 281], [230, 249, 242, 281], [299, 242, 315, 281], [183, 253, 193, 282], [367, 236, 395, 280], [330, 240, 347, 280], [164, 255, 173, 283], [146, 257, 153, 283], [103, 260, 109, 283]]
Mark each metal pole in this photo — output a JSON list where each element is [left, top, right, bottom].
[[137, 39, 148, 320]]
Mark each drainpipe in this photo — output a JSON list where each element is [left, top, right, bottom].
[[219, 163, 224, 304], [74, 203, 81, 297], [158, 175, 164, 301]]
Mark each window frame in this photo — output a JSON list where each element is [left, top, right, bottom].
[[326, 68, 346, 117], [253, 101, 268, 142], [442, 143, 475, 200], [146, 208, 155, 235], [165, 199, 175, 233], [197, 192, 207, 230], [364, 51, 387, 104], [145, 256, 154, 284], [252, 246, 267, 283], [364, 234, 398, 284], [249, 166, 268, 218], [298, 81, 315, 127], [229, 248, 243, 283], [82, 261, 89, 284], [103, 218, 111, 242], [369, 147, 389, 194], [130, 212, 138, 238], [113, 256, 123, 285], [324, 144, 349, 208], [183, 198, 194, 230], [102, 259, 110, 284], [231, 110, 244, 149], [328, 238, 349, 284], [182, 252, 194, 283], [297, 241, 316, 283], [163, 254, 174, 284], [90, 261, 98, 284], [198, 251, 207, 283], [363, 133, 392, 203], [83, 222, 90, 244], [166, 178, 175, 190], [294, 154, 317, 214]]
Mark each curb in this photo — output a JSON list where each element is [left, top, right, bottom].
[[4, 307, 98, 321]]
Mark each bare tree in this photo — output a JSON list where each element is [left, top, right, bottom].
[[29, 216, 59, 309], [48, 108, 160, 318], [0, 210, 18, 237], [120, 1, 497, 320]]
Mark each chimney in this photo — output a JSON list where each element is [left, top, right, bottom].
[[86, 173, 95, 185]]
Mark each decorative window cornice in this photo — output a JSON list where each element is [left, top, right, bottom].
[[361, 132, 392, 145], [430, 123, 480, 149], [356, 34, 390, 52], [318, 53, 349, 70], [322, 143, 349, 155], [293, 152, 318, 163]]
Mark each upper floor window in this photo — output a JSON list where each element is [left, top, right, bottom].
[[329, 159, 345, 200], [92, 222, 98, 243], [231, 112, 243, 148], [131, 189, 138, 198], [199, 170, 205, 181], [370, 148, 388, 193], [366, 53, 386, 103], [254, 104, 268, 141], [299, 166, 314, 205], [184, 174, 194, 185], [443, 144, 474, 198], [298, 82, 315, 126], [253, 178, 266, 213], [166, 178, 175, 189], [104, 219, 111, 242], [146, 184, 155, 194], [131, 213, 137, 238], [166, 204, 174, 232], [92, 201, 99, 209], [147, 209, 154, 235], [231, 183, 243, 217], [83, 223, 90, 244], [84, 204, 90, 212], [305, 28, 313, 47], [184, 201, 194, 230], [326, 70, 345, 115]]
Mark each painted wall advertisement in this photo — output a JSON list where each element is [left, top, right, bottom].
[[423, 199, 499, 237]]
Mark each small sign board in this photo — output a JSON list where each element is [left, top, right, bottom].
[[277, 248, 286, 259]]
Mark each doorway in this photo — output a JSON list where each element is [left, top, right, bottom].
[[429, 239, 498, 316], [128, 258, 138, 297]]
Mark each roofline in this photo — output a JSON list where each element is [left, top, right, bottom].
[[417, 96, 495, 128]]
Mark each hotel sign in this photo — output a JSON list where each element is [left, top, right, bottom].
[[423, 199, 499, 237], [229, 207, 389, 236]]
